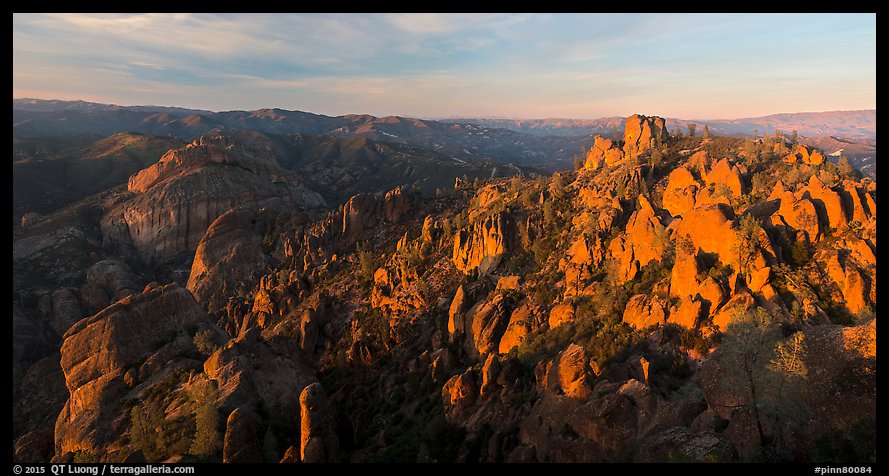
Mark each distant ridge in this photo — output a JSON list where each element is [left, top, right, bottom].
[[441, 109, 876, 140]]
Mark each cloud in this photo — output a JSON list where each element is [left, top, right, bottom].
[[12, 13, 875, 119]]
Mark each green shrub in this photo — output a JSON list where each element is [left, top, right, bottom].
[[193, 328, 218, 355]]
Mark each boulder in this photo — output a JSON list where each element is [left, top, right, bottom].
[[623, 294, 668, 330], [299, 383, 338, 463], [670, 250, 701, 299], [49, 288, 83, 336], [442, 370, 478, 417], [662, 167, 699, 217], [187, 209, 275, 312], [448, 285, 469, 338], [549, 303, 575, 329], [80, 260, 140, 314], [480, 354, 502, 398], [498, 302, 534, 354], [668, 297, 702, 330], [542, 344, 593, 399], [704, 158, 744, 197], [222, 407, 264, 463], [710, 291, 755, 332], [468, 294, 511, 356]]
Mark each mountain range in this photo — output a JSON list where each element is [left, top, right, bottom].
[[14, 100, 877, 175]]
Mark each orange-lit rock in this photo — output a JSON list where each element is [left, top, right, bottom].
[[610, 195, 668, 282], [774, 192, 820, 241], [541, 344, 593, 399], [801, 175, 847, 230], [623, 294, 668, 330], [299, 382, 338, 463], [468, 294, 511, 356], [662, 167, 699, 217], [549, 303, 575, 329], [698, 276, 728, 316], [711, 291, 755, 332], [670, 250, 701, 299], [623, 114, 668, 157], [675, 203, 739, 268], [499, 302, 535, 354], [842, 267, 868, 314], [806, 149, 825, 165], [668, 297, 702, 330], [747, 267, 771, 293], [705, 158, 745, 197], [480, 353, 502, 398], [453, 213, 509, 275], [442, 370, 478, 416]]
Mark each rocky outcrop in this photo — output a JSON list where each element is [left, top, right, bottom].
[[562, 233, 607, 296], [453, 213, 510, 275], [704, 158, 745, 197], [222, 407, 264, 463], [771, 191, 820, 242], [498, 302, 535, 354], [669, 249, 702, 299], [80, 260, 140, 315], [55, 284, 210, 456], [299, 383, 338, 463], [674, 203, 773, 272], [443, 370, 478, 419], [800, 175, 847, 230], [710, 291, 755, 332], [782, 144, 825, 165], [622, 294, 668, 330], [467, 294, 511, 356], [623, 114, 668, 157], [609, 195, 668, 282], [584, 136, 624, 169], [110, 136, 325, 265], [538, 344, 594, 399], [668, 297, 702, 330], [48, 288, 83, 336], [448, 285, 469, 338], [662, 167, 699, 217], [187, 209, 276, 312], [549, 303, 575, 329], [342, 186, 417, 240]]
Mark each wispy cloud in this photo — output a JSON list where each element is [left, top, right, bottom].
[[12, 13, 875, 118]]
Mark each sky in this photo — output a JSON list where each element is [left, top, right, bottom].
[[12, 13, 876, 120]]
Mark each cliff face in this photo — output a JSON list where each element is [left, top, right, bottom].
[[453, 213, 510, 275], [109, 136, 326, 265], [55, 284, 210, 457]]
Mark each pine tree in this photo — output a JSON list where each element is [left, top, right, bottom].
[[703, 124, 710, 139], [837, 156, 860, 180], [687, 123, 697, 137], [190, 384, 221, 458]]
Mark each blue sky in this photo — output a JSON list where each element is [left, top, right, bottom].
[[12, 13, 876, 119]]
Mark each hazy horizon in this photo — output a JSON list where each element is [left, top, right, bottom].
[[13, 13, 875, 119]]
